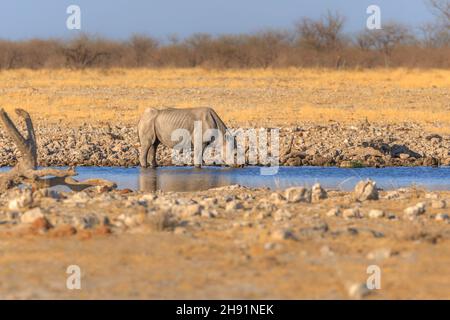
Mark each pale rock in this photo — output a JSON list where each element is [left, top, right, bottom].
[[8, 190, 33, 210], [326, 207, 341, 217], [431, 200, 446, 209], [173, 226, 187, 235], [271, 228, 295, 241], [320, 245, 334, 257], [435, 213, 449, 221], [20, 207, 44, 224], [343, 208, 362, 219], [311, 183, 328, 202], [68, 192, 91, 204], [284, 187, 311, 203], [384, 191, 400, 200], [348, 283, 371, 299], [201, 209, 218, 218], [269, 192, 285, 204], [367, 248, 391, 260], [73, 214, 101, 229], [181, 204, 203, 217], [225, 201, 244, 212], [425, 193, 439, 200], [273, 209, 292, 221], [368, 209, 385, 219], [404, 202, 426, 218], [354, 180, 379, 201]]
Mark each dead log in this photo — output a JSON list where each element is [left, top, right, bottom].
[[0, 108, 116, 193]]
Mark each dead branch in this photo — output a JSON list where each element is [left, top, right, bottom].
[[0, 108, 116, 193]]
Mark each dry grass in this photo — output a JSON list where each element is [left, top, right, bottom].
[[0, 68, 449, 132]]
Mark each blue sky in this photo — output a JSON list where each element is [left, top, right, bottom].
[[0, 0, 436, 40]]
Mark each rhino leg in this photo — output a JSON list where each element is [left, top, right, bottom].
[[147, 143, 159, 168], [194, 142, 209, 168], [140, 141, 151, 168]]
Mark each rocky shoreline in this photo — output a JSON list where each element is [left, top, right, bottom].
[[0, 121, 449, 168], [1, 181, 448, 238], [0, 181, 449, 299]]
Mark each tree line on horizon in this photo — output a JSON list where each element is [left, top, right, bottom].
[[1, 2, 449, 69]]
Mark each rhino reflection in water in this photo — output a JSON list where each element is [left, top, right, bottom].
[[139, 167, 234, 192]]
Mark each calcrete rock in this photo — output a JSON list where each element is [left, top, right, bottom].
[[343, 208, 362, 219], [8, 190, 33, 210], [431, 200, 446, 209], [269, 192, 285, 204], [284, 187, 311, 203], [225, 201, 244, 212], [271, 228, 296, 241], [354, 180, 379, 201], [435, 213, 449, 221], [368, 209, 385, 219], [404, 202, 426, 218], [21, 207, 44, 224], [311, 183, 327, 202], [273, 209, 292, 221], [326, 208, 341, 217]]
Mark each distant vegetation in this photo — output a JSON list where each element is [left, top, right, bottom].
[[0, 2, 449, 69]]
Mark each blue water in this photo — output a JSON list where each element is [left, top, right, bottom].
[[2, 166, 449, 192], [51, 166, 450, 192]]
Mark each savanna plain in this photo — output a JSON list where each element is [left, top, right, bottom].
[[0, 68, 449, 299]]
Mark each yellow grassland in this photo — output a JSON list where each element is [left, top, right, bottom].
[[0, 68, 448, 133]]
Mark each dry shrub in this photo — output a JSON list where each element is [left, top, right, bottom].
[[0, 7, 449, 70]]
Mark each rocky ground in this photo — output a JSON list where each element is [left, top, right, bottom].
[[0, 182, 449, 299], [0, 121, 449, 168]]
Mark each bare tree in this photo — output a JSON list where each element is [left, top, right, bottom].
[[428, 0, 450, 27], [296, 11, 346, 51], [62, 35, 110, 68], [129, 34, 159, 67], [0, 108, 116, 193], [356, 22, 414, 66], [421, 0, 450, 47], [420, 22, 450, 46]]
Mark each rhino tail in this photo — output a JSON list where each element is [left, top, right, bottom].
[[209, 109, 228, 137]]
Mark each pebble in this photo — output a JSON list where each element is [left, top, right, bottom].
[[225, 201, 244, 212], [20, 208, 44, 224], [311, 183, 327, 202], [8, 192, 33, 210], [404, 202, 426, 218], [173, 226, 187, 235], [271, 228, 295, 241], [431, 200, 446, 209], [320, 245, 334, 257], [269, 192, 285, 204], [435, 213, 449, 221], [348, 283, 371, 299], [343, 208, 362, 219], [201, 209, 217, 218], [181, 204, 203, 217], [273, 209, 292, 221], [367, 248, 391, 260], [326, 207, 341, 217], [368, 209, 385, 219], [284, 187, 311, 203]]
